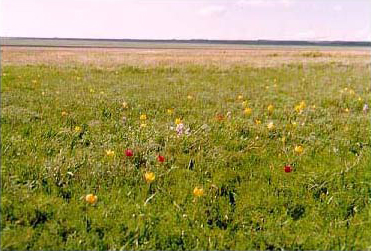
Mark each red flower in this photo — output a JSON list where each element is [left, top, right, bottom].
[[125, 149, 133, 157], [157, 155, 165, 163], [284, 165, 293, 173]]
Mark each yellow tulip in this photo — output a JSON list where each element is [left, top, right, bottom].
[[145, 172, 155, 183], [85, 194, 98, 205]]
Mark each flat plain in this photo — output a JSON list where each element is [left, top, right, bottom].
[[1, 44, 371, 250]]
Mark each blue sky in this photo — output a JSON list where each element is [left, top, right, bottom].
[[1, 0, 370, 41]]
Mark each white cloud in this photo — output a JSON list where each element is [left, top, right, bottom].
[[237, 0, 294, 8], [198, 5, 227, 17], [333, 5, 343, 12]]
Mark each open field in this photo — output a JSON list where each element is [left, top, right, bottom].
[[1, 45, 371, 250]]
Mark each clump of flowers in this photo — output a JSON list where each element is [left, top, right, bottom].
[[157, 155, 165, 163], [125, 149, 133, 157], [106, 149, 115, 157], [267, 122, 275, 130], [85, 194, 98, 205], [244, 107, 252, 116], [74, 126, 82, 133], [193, 187, 204, 197], [175, 118, 182, 125], [363, 104, 369, 113], [294, 145, 304, 155], [284, 165, 293, 173], [144, 172, 155, 183], [140, 114, 147, 120]]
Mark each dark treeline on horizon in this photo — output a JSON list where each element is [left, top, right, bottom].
[[2, 37, 371, 47]]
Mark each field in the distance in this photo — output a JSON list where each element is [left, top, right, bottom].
[[1, 45, 371, 250]]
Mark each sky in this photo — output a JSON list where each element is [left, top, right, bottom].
[[1, 0, 370, 41]]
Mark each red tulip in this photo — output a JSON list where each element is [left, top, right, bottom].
[[284, 165, 293, 173], [157, 155, 165, 163], [125, 149, 133, 157]]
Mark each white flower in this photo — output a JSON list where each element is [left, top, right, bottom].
[[176, 123, 184, 135], [363, 104, 369, 113]]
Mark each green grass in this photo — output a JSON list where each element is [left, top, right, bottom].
[[1, 60, 371, 250]]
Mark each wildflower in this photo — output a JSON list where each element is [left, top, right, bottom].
[[157, 155, 165, 163], [344, 108, 350, 113], [176, 123, 185, 135], [140, 114, 147, 120], [267, 105, 274, 114], [267, 122, 275, 130], [215, 114, 224, 121], [175, 118, 182, 125], [167, 108, 174, 115], [106, 149, 115, 157], [284, 165, 293, 173], [193, 187, 204, 197], [299, 101, 306, 109], [363, 104, 369, 113], [61, 111, 68, 116], [74, 126, 82, 132], [237, 95, 243, 100], [85, 194, 98, 205], [125, 149, 133, 157], [122, 102, 128, 109], [144, 172, 155, 183], [41, 91, 45, 96], [244, 108, 252, 116], [358, 97, 362, 102], [255, 119, 261, 125], [187, 95, 193, 100], [294, 145, 304, 155]]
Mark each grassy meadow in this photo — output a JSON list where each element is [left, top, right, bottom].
[[1, 46, 371, 250]]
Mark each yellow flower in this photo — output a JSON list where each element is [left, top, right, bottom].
[[140, 114, 147, 120], [237, 95, 243, 100], [344, 108, 350, 113], [242, 101, 248, 107], [294, 145, 304, 154], [106, 149, 115, 157], [74, 126, 82, 132], [267, 122, 275, 130], [193, 187, 204, 197], [61, 111, 68, 116], [267, 105, 274, 114], [175, 118, 182, 125], [243, 108, 252, 116], [167, 108, 174, 115], [144, 172, 155, 183], [299, 101, 306, 109], [122, 102, 128, 109], [255, 119, 261, 125], [140, 123, 147, 128], [357, 97, 362, 102], [85, 194, 98, 205], [187, 95, 193, 100]]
